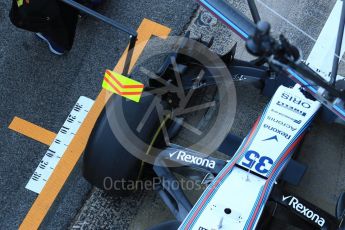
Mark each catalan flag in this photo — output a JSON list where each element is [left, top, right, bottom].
[[102, 70, 144, 102]]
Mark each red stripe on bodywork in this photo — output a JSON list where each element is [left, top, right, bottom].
[[246, 133, 305, 229], [184, 117, 261, 229]]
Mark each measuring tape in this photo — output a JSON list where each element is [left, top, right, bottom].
[[25, 96, 94, 194]]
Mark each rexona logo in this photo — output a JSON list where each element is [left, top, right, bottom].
[[282, 195, 325, 227], [263, 124, 291, 140], [281, 92, 311, 109], [267, 116, 297, 132], [169, 150, 216, 169]]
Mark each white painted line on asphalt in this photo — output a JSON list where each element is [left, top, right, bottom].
[[25, 96, 94, 194], [306, 0, 345, 81]]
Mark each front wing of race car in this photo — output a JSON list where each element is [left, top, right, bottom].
[[178, 85, 321, 229]]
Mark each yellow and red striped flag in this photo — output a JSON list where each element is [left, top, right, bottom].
[[17, 0, 23, 7], [102, 70, 144, 102]]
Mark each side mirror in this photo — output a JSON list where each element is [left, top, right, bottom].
[[336, 191, 345, 220]]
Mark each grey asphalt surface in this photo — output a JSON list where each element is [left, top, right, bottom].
[[0, 0, 197, 229], [72, 0, 345, 229], [1, 0, 345, 229]]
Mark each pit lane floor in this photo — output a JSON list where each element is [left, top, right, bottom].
[[71, 0, 345, 229], [0, 0, 197, 228]]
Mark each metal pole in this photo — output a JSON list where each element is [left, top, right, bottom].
[[60, 0, 138, 76], [122, 35, 137, 76], [330, 0, 345, 86], [61, 0, 137, 37], [247, 0, 261, 23]]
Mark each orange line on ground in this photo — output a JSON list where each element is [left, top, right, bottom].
[[9, 117, 56, 146], [18, 18, 171, 230]]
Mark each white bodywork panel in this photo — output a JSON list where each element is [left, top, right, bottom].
[[179, 86, 321, 230], [194, 167, 266, 229]]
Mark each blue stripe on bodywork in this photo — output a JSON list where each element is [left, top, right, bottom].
[[287, 69, 318, 93], [334, 104, 345, 117], [199, 0, 249, 39], [266, 114, 314, 175]]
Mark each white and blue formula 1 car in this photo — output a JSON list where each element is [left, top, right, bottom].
[[175, 85, 325, 229], [81, 0, 345, 229]]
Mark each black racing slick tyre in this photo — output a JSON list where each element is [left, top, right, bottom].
[[83, 92, 161, 195]]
